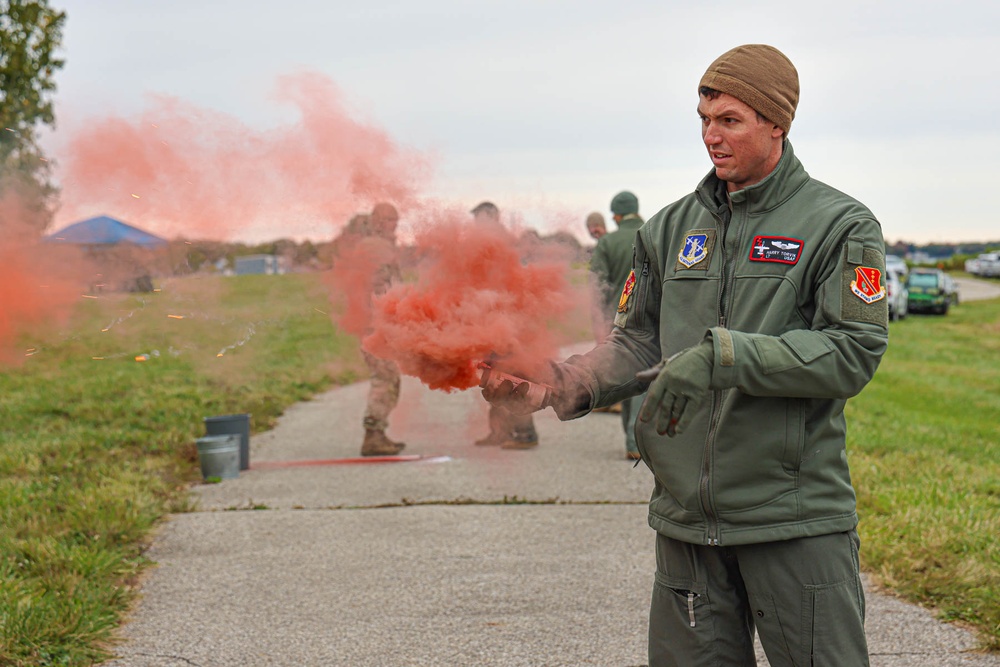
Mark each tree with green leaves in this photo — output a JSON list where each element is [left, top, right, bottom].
[[0, 0, 65, 235]]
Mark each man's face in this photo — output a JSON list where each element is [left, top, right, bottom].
[[474, 210, 500, 225], [698, 92, 784, 192], [587, 225, 605, 240], [370, 209, 398, 238]]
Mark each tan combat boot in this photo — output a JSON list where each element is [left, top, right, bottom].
[[361, 429, 406, 457]]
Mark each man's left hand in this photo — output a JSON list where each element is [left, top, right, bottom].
[[637, 339, 714, 437]]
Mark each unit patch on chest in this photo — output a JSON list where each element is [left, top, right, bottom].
[[749, 236, 804, 265], [674, 229, 716, 271]]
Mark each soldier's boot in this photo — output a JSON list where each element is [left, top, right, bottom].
[[501, 428, 539, 450], [475, 428, 509, 446], [361, 429, 406, 457], [475, 407, 507, 446]]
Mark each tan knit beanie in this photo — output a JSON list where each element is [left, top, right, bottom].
[[699, 44, 799, 134]]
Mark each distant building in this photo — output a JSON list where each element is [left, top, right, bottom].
[[234, 254, 281, 275], [906, 251, 935, 266]]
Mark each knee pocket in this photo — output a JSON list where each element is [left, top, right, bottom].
[[750, 577, 867, 667]]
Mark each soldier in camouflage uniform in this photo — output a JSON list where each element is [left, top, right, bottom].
[[589, 191, 646, 459], [357, 203, 406, 456], [471, 201, 540, 450]]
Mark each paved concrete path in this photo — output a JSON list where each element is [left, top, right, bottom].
[[103, 342, 999, 666], [954, 276, 1000, 303]]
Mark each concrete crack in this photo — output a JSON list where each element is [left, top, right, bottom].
[[208, 497, 649, 512], [133, 651, 203, 666]]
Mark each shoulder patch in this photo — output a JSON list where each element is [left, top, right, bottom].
[[617, 270, 636, 313], [850, 267, 886, 304], [841, 246, 889, 327], [749, 236, 804, 265], [675, 229, 716, 271]]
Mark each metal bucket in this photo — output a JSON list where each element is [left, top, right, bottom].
[[204, 413, 251, 470], [196, 434, 241, 480]]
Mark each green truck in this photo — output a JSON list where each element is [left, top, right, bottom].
[[906, 268, 959, 315]]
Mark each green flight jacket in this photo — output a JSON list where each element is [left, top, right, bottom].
[[590, 214, 644, 313], [552, 141, 889, 546]]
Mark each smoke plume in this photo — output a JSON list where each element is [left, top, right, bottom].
[[56, 72, 429, 242], [361, 210, 577, 391]]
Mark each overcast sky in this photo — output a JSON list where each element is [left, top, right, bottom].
[[43, 0, 999, 245]]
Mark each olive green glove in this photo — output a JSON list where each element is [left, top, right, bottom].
[[637, 338, 714, 437]]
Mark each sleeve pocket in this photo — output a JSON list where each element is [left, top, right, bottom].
[[754, 330, 835, 375], [781, 329, 835, 364]]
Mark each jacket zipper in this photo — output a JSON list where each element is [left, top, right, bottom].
[[687, 592, 697, 627], [701, 200, 742, 546], [636, 254, 650, 328]]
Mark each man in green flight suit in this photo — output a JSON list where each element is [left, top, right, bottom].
[[483, 44, 887, 666], [589, 191, 645, 459]]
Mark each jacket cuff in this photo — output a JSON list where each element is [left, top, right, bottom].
[[709, 327, 738, 389], [547, 360, 594, 420]]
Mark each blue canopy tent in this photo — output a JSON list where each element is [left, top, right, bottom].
[[46, 215, 166, 292], [47, 215, 167, 247]]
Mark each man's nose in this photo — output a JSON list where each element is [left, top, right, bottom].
[[703, 123, 722, 145]]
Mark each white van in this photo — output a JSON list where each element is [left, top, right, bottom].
[[885, 267, 908, 321]]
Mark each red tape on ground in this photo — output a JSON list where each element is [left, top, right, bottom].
[[250, 455, 448, 469]]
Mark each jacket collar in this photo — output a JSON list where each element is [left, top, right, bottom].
[[695, 140, 810, 216]]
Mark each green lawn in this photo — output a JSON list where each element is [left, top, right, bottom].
[[849, 299, 1000, 651], [0, 274, 366, 666], [0, 274, 996, 664]]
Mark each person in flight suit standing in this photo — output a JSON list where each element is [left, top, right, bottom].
[[483, 44, 887, 666]]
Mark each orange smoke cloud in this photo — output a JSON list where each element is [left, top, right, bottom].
[[362, 212, 576, 391], [0, 191, 85, 365], [56, 72, 429, 241], [324, 231, 399, 339]]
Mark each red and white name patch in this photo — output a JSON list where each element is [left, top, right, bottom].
[[749, 236, 804, 265]]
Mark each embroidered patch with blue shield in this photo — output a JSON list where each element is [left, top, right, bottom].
[[677, 232, 711, 269]]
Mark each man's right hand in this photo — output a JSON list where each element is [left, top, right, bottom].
[[479, 365, 553, 415]]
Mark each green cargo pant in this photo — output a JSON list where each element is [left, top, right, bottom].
[[649, 530, 868, 667]]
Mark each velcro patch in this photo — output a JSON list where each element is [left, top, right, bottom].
[[840, 246, 889, 326], [749, 236, 804, 265]]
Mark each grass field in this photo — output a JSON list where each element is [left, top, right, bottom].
[[0, 273, 997, 664], [849, 298, 1000, 651], [0, 273, 367, 666]]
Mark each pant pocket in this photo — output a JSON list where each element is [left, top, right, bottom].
[[804, 578, 869, 667], [751, 580, 868, 667], [649, 573, 719, 667]]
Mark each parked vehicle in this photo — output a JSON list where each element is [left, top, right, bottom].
[[885, 267, 908, 321], [885, 253, 908, 278], [906, 268, 959, 314], [965, 252, 1000, 277]]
